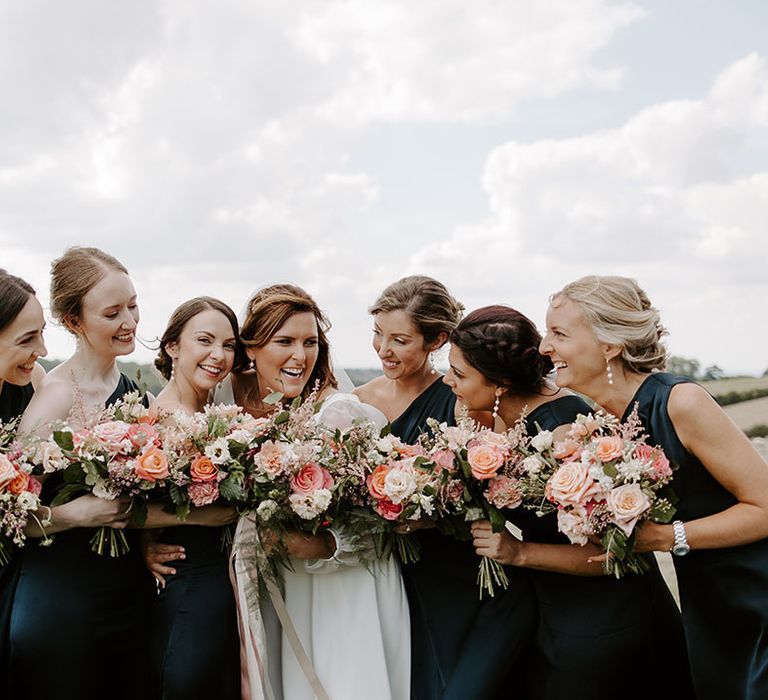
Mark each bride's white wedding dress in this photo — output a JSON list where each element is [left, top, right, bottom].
[[232, 392, 410, 700]]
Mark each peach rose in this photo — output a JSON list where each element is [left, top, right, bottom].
[[367, 464, 390, 500], [634, 444, 672, 479], [190, 455, 218, 483], [8, 471, 29, 496], [594, 436, 624, 463], [291, 462, 333, 495], [466, 443, 505, 480], [134, 446, 169, 482], [92, 420, 132, 453], [0, 454, 17, 489], [545, 462, 605, 508], [374, 497, 404, 521], [607, 483, 651, 536], [552, 439, 582, 462]]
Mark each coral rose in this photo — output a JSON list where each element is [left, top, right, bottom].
[[291, 462, 333, 495], [466, 443, 505, 480], [190, 455, 218, 483], [8, 471, 29, 496], [594, 436, 624, 463], [552, 439, 581, 462], [607, 484, 651, 536], [134, 446, 169, 482], [545, 462, 605, 508], [127, 423, 159, 450], [367, 464, 390, 499]]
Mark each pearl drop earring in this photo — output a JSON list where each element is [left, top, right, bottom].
[[606, 358, 614, 385], [429, 352, 436, 376], [492, 391, 501, 419]]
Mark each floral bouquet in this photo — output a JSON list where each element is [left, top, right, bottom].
[[421, 414, 528, 598], [519, 407, 676, 577], [0, 419, 50, 565], [41, 391, 164, 556], [159, 404, 263, 544]]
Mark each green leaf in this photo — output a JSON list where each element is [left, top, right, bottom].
[[379, 424, 391, 438], [219, 475, 245, 502], [263, 391, 284, 406], [54, 430, 74, 451], [63, 462, 85, 484], [50, 483, 89, 506], [131, 498, 148, 527], [169, 483, 188, 506], [176, 501, 191, 522], [273, 411, 290, 426], [488, 506, 506, 532]]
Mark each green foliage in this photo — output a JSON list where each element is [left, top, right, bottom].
[[746, 424, 768, 438], [219, 475, 245, 501], [715, 388, 768, 406], [667, 356, 701, 379]]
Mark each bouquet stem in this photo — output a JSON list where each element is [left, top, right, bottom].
[[90, 527, 130, 557], [394, 533, 421, 565], [477, 555, 509, 599]]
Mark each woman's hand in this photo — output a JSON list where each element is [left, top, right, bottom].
[[393, 518, 434, 535], [56, 494, 134, 529], [471, 520, 524, 566], [141, 530, 185, 587], [260, 530, 336, 560], [186, 505, 238, 527]]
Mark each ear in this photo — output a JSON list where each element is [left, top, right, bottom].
[[428, 331, 449, 352], [63, 315, 80, 334], [604, 344, 622, 362], [166, 341, 179, 360], [245, 346, 256, 363]]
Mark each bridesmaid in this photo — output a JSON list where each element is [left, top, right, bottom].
[[0, 270, 47, 692], [146, 298, 242, 699], [10, 247, 155, 699], [446, 305, 692, 699], [540, 275, 768, 699], [354, 277, 535, 700]]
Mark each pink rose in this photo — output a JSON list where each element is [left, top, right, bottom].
[[444, 479, 465, 506], [466, 443, 505, 480], [127, 423, 160, 450], [486, 475, 523, 509], [594, 436, 624, 463], [431, 449, 457, 475], [26, 475, 42, 496], [607, 484, 651, 536], [190, 455, 218, 483], [92, 420, 132, 453], [545, 462, 605, 508], [189, 480, 220, 507], [0, 454, 17, 489], [291, 462, 334, 495], [634, 444, 672, 480], [367, 465, 390, 500], [134, 447, 169, 482], [374, 497, 404, 521], [476, 430, 511, 451], [552, 439, 582, 462]]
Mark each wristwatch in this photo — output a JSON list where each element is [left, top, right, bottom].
[[671, 520, 690, 556]]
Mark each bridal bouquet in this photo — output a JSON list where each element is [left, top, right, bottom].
[[42, 391, 164, 556], [421, 414, 528, 598], [0, 419, 49, 565], [519, 407, 676, 577]]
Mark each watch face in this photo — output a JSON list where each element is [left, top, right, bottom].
[[672, 543, 691, 556]]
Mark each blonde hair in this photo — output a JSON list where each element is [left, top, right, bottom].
[[50, 247, 129, 334], [369, 275, 464, 347], [553, 275, 668, 373]]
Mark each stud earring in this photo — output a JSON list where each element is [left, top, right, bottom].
[[249, 359, 255, 370], [492, 390, 501, 420], [606, 358, 614, 386]]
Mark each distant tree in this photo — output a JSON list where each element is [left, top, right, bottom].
[[764, 367, 768, 378], [702, 364, 725, 381], [667, 356, 700, 379]]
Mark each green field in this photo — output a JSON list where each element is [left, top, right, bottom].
[[701, 375, 768, 396]]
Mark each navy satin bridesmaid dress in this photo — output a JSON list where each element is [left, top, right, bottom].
[[393, 378, 536, 700], [626, 372, 768, 699], [8, 374, 155, 700]]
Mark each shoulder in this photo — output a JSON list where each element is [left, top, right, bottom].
[[19, 375, 76, 433], [30, 362, 47, 390], [667, 381, 718, 423], [353, 376, 387, 403]]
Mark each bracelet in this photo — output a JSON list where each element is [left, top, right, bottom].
[[325, 528, 342, 563], [39, 505, 52, 526]]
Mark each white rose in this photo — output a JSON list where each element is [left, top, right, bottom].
[[33, 442, 67, 474], [383, 468, 417, 505], [530, 430, 553, 452]]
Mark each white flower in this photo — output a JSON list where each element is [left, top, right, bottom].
[[92, 479, 118, 500], [205, 438, 231, 465], [383, 468, 417, 504], [376, 435, 398, 453], [256, 499, 278, 522], [616, 458, 646, 483], [228, 429, 251, 445], [34, 442, 67, 474], [289, 488, 332, 520], [442, 425, 474, 451], [522, 455, 543, 475], [464, 506, 483, 522], [530, 430, 553, 452], [17, 492, 38, 510], [557, 507, 590, 545], [418, 493, 435, 516]]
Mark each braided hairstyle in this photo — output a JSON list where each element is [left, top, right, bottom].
[[553, 275, 668, 373], [450, 305, 553, 394]]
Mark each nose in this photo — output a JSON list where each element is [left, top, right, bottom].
[[539, 333, 552, 356], [36, 337, 48, 358], [208, 342, 224, 361], [291, 344, 307, 362], [378, 339, 391, 358], [121, 309, 137, 329]]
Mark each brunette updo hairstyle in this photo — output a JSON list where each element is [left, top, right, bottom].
[[369, 275, 464, 347], [49, 247, 129, 334], [240, 284, 338, 400], [553, 275, 668, 373], [0, 270, 36, 333], [451, 305, 553, 394], [155, 297, 245, 380]]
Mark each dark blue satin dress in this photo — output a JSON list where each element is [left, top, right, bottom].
[[626, 373, 768, 699], [517, 395, 693, 700], [8, 374, 155, 700], [0, 381, 34, 695], [150, 525, 240, 699], [393, 379, 536, 700]]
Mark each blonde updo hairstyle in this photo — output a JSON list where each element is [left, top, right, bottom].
[[239, 284, 338, 404], [553, 275, 668, 373], [369, 275, 464, 348], [50, 247, 129, 334]]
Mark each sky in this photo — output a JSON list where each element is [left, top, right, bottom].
[[2, 0, 767, 374]]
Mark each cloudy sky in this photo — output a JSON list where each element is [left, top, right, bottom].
[[2, 0, 767, 374]]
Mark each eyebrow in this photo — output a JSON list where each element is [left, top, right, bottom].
[[195, 330, 236, 341], [101, 295, 138, 311], [15, 328, 42, 342], [272, 334, 318, 341]]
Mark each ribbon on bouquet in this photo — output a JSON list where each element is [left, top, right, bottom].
[[230, 514, 331, 700]]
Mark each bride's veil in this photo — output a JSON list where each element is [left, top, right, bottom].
[[238, 285, 355, 394]]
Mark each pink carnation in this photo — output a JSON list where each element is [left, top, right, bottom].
[[634, 444, 672, 480], [486, 475, 523, 509], [188, 480, 220, 507]]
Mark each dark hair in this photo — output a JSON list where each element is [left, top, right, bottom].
[[155, 297, 245, 379], [0, 270, 36, 333], [240, 284, 337, 402], [369, 275, 464, 346], [50, 246, 129, 334], [450, 305, 553, 394]]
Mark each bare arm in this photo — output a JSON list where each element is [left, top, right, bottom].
[[635, 383, 768, 552], [18, 379, 75, 439]]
